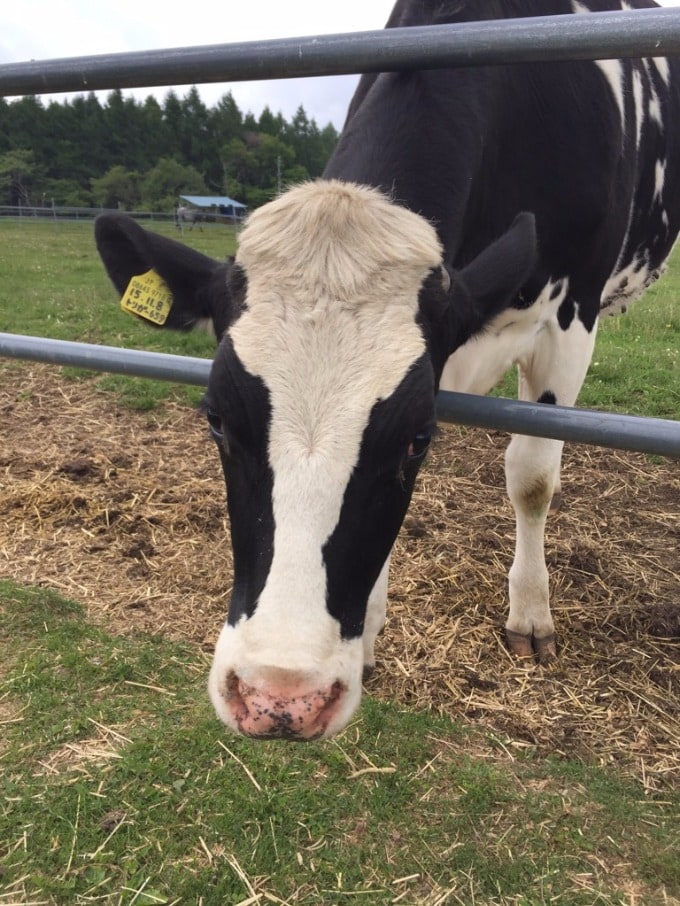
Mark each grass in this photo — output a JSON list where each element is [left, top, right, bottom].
[[0, 219, 229, 410], [0, 219, 678, 415], [2, 580, 679, 905], [0, 220, 678, 904]]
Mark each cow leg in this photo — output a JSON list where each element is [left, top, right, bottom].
[[362, 554, 390, 677], [504, 310, 598, 663]]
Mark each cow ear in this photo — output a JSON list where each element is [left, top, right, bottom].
[[446, 212, 538, 353], [94, 213, 239, 339]]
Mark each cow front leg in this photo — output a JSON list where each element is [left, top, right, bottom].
[[362, 554, 390, 678], [504, 307, 598, 663], [504, 433, 562, 663]]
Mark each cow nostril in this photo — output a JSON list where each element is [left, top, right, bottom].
[[323, 681, 343, 712], [224, 671, 249, 723]]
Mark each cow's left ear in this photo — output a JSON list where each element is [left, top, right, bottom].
[[95, 213, 241, 340], [442, 211, 538, 354]]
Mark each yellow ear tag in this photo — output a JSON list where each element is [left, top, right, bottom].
[[120, 269, 173, 325]]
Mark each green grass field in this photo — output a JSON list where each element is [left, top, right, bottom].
[[0, 220, 679, 904], [2, 583, 678, 905], [0, 218, 677, 416]]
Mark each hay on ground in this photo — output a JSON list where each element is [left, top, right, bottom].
[[0, 364, 678, 786]]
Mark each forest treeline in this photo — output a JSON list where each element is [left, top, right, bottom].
[[0, 87, 340, 212]]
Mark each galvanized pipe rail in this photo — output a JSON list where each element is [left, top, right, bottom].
[[1, 8, 680, 99], [1, 332, 678, 460]]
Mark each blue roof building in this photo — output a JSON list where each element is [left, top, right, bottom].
[[179, 194, 247, 217]]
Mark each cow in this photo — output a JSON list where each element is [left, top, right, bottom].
[[94, 0, 680, 740]]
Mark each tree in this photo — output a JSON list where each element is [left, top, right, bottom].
[[5, 96, 45, 153], [219, 133, 297, 205], [284, 105, 338, 178], [211, 92, 243, 144], [140, 157, 208, 211], [42, 178, 92, 207], [1, 88, 339, 211], [258, 105, 286, 137], [138, 97, 169, 170], [0, 149, 36, 205], [220, 137, 253, 202], [0, 98, 11, 154], [90, 165, 140, 210], [101, 90, 135, 168], [161, 90, 185, 161]]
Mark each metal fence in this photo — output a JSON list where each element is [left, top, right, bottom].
[[0, 205, 175, 223], [1, 8, 679, 459]]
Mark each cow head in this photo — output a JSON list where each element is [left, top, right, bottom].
[[96, 181, 536, 740]]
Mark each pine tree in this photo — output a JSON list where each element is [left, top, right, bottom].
[[0, 87, 340, 209]]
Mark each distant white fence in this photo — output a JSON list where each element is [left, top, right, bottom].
[[0, 205, 172, 223]]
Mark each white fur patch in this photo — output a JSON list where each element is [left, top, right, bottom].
[[597, 59, 626, 126], [440, 278, 569, 396], [601, 255, 653, 314], [654, 158, 667, 202], [643, 59, 664, 128], [571, 3, 625, 124], [209, 182, 443, 735], [632, 67, 644, 149], [651, 56, 670, 86]]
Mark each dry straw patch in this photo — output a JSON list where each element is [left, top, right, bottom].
[[33, 718, 130, 779], [0, 365, 678, 785]]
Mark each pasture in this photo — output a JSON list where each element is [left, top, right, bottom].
[[0, 219, 679, 904]]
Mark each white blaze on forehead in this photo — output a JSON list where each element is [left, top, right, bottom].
[[227, 181, 442, 664]]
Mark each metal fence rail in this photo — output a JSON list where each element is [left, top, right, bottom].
[[2, 332, 678, 459], [1, 9, 680, 99]]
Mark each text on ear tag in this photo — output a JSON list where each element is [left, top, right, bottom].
[[120, 270, 173, 325]]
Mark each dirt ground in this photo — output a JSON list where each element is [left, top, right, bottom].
[[1, 364, 678, 787]]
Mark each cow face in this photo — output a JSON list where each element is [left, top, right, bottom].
[[95, 181, 535, 740]]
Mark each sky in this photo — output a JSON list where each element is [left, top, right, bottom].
[[2, 1, 680, 130]]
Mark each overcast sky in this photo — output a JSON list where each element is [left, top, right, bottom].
[[3, 1, 679, 129]]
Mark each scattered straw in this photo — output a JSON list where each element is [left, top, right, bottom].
[[0, 365, 678, 786], [217, 739, 263, 791]]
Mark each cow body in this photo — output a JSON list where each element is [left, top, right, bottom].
[[325, 0, 680, 660], [95, 0, 680, 739]]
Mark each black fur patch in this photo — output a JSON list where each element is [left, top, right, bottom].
[[323, 356, 435, 639], [206, 338, 274, 625]]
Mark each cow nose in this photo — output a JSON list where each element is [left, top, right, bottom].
[[225, 671, 345, 740]]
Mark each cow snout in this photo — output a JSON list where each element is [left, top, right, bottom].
[[224, 671, 346, 740]]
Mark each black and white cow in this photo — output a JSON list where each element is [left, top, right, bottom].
[[95, 0, 680, 740]]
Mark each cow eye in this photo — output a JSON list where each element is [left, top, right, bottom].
[[206, 406, 224, 442], [407, 431, 431, 461]]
